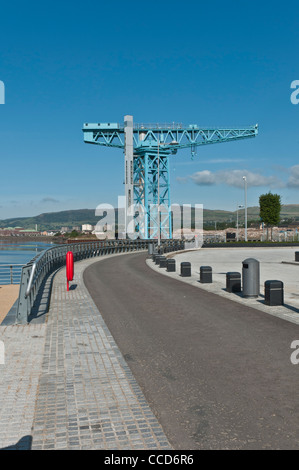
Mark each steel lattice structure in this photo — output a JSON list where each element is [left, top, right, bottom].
[[83, 116, 258, 239]]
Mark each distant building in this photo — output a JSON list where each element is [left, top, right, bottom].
[[2, 227, 24, 231], [82, 224, 94, 232], [41, 231, 55, 236], [18, 229, 41, 236], [61, 227, 70, 233], [0, 227, 40, 236]]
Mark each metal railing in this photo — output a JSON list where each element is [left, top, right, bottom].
[[0, 264, 24, 285], [203, 234, 226, 244], [16, 239, 185, 324], [133, 123, 184, 130]]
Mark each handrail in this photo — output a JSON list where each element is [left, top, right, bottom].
[[25, 263, 36, 297], [0, 264, 24, 266], [15, 239, 186, 324], [0, 264, 24, 285], [133, 123, 184, 130]]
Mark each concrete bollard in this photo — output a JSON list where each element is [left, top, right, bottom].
[[200, 266, 212, 284], [226, 272, 241, 293], [159, 256, 167, 268], [167, 259, 176, 272], [181, 262, 191, 277], [264, 280, 284, 306]]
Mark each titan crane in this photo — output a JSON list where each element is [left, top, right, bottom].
[[82, 115, 258, 239]]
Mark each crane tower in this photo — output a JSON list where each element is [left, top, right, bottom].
[[83, 115, 258, 239]]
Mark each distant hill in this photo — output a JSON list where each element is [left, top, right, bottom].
[[204, 205, 299, 223], [0, 209, 100, 231], [1, 205, 299, 231]]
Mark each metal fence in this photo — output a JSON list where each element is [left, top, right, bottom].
[[203, 234, 226, 244], [262, 232, 299, 243], [16, 239, 185, 324], [0, 264, 24, 285]]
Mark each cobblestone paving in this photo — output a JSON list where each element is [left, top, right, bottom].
[[1, 255, 171, 450], [0, 324, 46, 449]]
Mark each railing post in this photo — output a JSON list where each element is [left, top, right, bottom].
[[16, 266, 31, 324]]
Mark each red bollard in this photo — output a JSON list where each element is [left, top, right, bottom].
[[66, 251, 74, 291]]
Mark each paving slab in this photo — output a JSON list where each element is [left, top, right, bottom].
[[0, 253, 171, 450], [147, 246, 299, 326]]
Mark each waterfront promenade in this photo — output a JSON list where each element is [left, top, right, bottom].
[[0, 253, 171, 450], [148, 246, 299, 325], [1, 247, 299, 450]]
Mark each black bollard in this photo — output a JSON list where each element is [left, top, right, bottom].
[[200, 266, 212, 283], [181, 262, 191, 277], [226, 272, 241, 293], [155, 255, 162, 265], [264, 280, 284, 306], [167, 259, 176, 272]]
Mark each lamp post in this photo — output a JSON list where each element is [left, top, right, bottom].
[[236, 203, 244, 242], [242, 176, 248, 242]]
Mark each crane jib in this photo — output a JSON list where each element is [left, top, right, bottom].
[[83, 122, 258, 150], [82, 116, 258, 239]]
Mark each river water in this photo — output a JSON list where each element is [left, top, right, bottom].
[[0, 240, 54, 284]]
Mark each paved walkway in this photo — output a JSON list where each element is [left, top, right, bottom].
[[148, 247, 299, 326], [0, 254, 171, 450]]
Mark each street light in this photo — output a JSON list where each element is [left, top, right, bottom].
[[236, 203, 244, 242], [242, 176, 247, 242]]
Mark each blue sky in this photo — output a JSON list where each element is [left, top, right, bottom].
[[0, 0, 299, 219]]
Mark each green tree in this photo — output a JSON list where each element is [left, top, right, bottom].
[[259, 192, 281, 240], [69, 230, 79, 238]]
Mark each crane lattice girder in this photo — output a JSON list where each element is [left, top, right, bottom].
[[83, 122, 258, 152], [82, 117, 258, 239]]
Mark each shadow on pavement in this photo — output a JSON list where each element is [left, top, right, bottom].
[[0, 435, 32, 450]]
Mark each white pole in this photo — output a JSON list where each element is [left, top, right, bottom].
[[236, 204, 244, 242], [243, 176, 248, 242], [236, 205, 239, 242]]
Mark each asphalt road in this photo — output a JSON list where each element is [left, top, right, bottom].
[[84, 253, 299, 450]]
